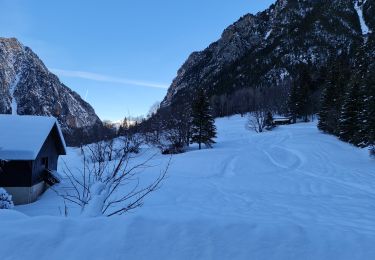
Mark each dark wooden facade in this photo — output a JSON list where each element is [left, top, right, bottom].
[[0, 124, 65, 188], [0, 160, 32, 187], [273, 118, 292, 126]]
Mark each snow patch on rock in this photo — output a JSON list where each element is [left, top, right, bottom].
[[9, 73, 20, 115], [354, 0, 372, 35], [264, 29, 273, 40]]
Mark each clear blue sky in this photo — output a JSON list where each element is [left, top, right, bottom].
[[0, 0, 275, 121]]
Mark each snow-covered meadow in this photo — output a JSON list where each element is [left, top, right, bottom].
[[1, 115, 374, 260]]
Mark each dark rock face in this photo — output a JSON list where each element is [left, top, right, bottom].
[[162, 0, 374, 111], [0, 37, 103, 146]]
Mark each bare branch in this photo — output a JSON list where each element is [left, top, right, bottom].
[[58, 133, 170, 217]]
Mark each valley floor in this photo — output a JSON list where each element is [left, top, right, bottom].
[[1, 115, 374, 260]]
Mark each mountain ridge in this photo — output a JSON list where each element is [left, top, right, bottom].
[[0, 37, 103, 146], [161, 0, 373, 116]]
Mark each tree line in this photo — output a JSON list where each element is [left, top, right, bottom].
[[283, 49, 374, 155], [103, 46, 374, 156], [126, 89, 217, 154], [318, 48, 374, 154], [209, 49, 374, 156]]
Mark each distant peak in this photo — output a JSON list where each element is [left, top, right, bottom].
[[0, 37, 24, 51]]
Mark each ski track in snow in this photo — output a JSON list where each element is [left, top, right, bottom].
[[3, 115, 375, 259], [9, 74, 20, 115]]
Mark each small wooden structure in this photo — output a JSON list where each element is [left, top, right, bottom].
[[273, 117, 292, 126], [0, 115, 66, 205]]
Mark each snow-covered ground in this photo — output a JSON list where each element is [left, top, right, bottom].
[[1, 115, 375, 260]]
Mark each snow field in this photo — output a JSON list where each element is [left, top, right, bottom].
[[1, 115, 374, 260]]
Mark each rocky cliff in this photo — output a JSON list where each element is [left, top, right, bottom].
[[162, 0, 374, 113], [0, 37, 103, 146]]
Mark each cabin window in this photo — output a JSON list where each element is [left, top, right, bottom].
[[41, 157, 49, 169]]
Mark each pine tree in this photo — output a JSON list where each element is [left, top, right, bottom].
[[288, 80, 300, 123], [356, 81, 369, 147], [265, 111, 274, 130], [318, 79, 337, 133], [337, 45, 368, 147], [190, 89, 217, 149], [318, 55, 349, 135], [288, 64, 313, 123], [365, 67, 375, 148], [298, 65, 313, 122], [339, 82, 363, 144], [118, 116, 130, 136], [354, 45, 370, 147]]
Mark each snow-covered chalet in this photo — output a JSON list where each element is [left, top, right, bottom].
[[0, 115, 66, 204]]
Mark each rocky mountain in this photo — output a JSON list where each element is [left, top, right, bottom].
[[0, 37, 103, 146], [162, 0, 374, 115]]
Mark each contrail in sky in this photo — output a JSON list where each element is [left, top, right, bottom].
[[50, 68, 169, 89]]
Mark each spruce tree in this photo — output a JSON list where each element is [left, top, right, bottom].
[[190, 89, 217, 149], [339, 82, 363, 145], [118, 116, 130, 136], [288, 64, 313, 123], [354, 45, 370, 147], [338, 45, 368, 147], [318, 78, 337, 133], [288, 80, 300, 123], [298, 65, 313, 122], [265, 111, 274, 130], [318, 54, 349, 135], [365, 67, 375, 147]]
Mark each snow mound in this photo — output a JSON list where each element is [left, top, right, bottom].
[[0, 209, 27, 220]]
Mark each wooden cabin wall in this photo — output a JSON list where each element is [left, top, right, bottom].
[[32, 128, 60, 186]]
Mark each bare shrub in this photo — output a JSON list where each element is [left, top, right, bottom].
[[58, 136, 169, 217], [246, 88, 275, 133]]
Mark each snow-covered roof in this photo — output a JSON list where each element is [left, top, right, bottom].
[[0, 115, 66, 160]]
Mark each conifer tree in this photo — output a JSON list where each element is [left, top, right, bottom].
[[118, 116, 130, 136], [265, 111, 274, 130], [354, 45, 370, 147], [190, 89, 217, 149], [298, 65, 313, 122], [338, 45, 369, 146], [288, 64, 313, 123], [288, 80, 300, 123], [365, 67, 375, 148], [339, 82, 363, 145], [318, 78, 337, 133], [318, 54, 349, 135]]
